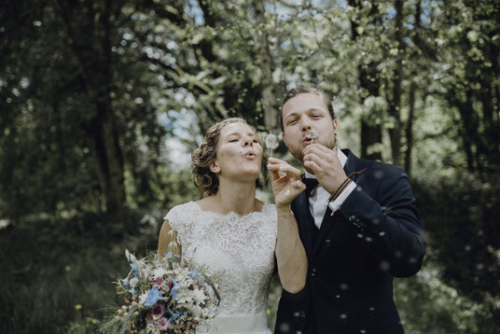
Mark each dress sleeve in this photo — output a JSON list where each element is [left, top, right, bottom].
[[164, 204, 190, 246]]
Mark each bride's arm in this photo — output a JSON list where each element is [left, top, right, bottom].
[[275, 206, 308, 293], [158, 219, 182, 259], [268, 157, 308, 293]]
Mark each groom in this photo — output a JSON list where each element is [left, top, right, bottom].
[[274, 87, 426, 334]]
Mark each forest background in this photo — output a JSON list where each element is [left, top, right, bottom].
[[1, 0, 499, 333]]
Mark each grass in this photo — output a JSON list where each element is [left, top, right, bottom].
[[2, 211, 497, 334], [0, 212, 158, 334], [0, 211, 281, 333]]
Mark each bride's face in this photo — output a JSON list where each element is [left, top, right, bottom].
[[211, 122, 263, 181]]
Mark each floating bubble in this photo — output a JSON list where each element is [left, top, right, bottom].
[[279, 323, 290, 332], [380, 261, 390, 271]]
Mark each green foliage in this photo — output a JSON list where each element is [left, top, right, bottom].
[[395, 260, 500, 334], [0, 211, 161, 334], [1, 0, 499, 333], [414, 173, 500, 302]]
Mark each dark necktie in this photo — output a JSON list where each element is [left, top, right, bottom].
[[303, 177, 319, 196]]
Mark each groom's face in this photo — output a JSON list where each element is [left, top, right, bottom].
[[281, 93, 337, 162]]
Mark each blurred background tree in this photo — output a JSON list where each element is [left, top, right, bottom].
[[0, 0, 499, 333]]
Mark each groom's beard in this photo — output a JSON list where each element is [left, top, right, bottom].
[[288, 136, 337, 163]]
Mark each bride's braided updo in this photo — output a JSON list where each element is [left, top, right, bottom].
[[192, 117, 248, 196]]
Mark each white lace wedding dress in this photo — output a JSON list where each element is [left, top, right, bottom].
[[165, 201, 277, 334]]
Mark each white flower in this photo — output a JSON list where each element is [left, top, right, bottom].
[[265, 134, 279, 150], [193, 289, 208, 304], [176, 292, 192, 304], [129, 277, 139, 288], [125, 249, 139, 266], [146, 322, 160, 334], [139, 291, 149, 305], [153, 267, 167, 279]]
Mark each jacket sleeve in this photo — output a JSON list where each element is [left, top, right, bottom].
[[274, 287, 309, 334], [338, 165, 426, 277]]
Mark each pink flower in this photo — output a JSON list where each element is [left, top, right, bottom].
[[152, 304, 164, 320], [153, 277, 166, 288], [156, 317, 170, 331]]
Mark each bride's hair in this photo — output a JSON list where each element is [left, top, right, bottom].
[[192, 117, 249, 196]]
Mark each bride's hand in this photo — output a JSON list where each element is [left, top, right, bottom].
[[267, 157, 306, 209]]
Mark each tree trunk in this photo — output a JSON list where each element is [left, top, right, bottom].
[[92, 101, 126, 214], [254, 0, 278, 131], [387, 0, 404, 166], [350, 0, 383, 161], [405, 80, 416, 175], [404, 0, 422, 175], [58, 0, 127, 213]]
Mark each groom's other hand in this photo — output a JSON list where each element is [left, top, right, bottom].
[[303, 144, 347, 194]]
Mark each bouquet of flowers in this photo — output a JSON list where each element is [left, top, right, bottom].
[[100, 250, 220, 334]]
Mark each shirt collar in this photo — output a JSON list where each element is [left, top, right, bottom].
[[304, 148, 347, 179]]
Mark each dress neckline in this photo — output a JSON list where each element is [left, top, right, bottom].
[[190, 201, 270, 219]]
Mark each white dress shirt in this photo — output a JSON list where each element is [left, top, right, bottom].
[[304, 149, 357, 229]]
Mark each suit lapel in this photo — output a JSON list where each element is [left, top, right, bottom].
[[291, 191, 315, 259], [310, 149, 361, 259]]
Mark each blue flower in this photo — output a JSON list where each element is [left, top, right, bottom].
[[189, 270, 202, 283], [171, 281, 184, 299], [122, 278, 129, 288], [169, 311, 182, 322], [129, 263, 139, 277], [144, 287, 162, 307]]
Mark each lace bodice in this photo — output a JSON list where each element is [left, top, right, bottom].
[[165, 201, 277, 318]]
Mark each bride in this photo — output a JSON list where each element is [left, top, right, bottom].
[[158, 118, 307, 333]]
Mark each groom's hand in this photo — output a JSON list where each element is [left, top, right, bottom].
[[303, 144, 347, 194], [267, 157, 306, 208]]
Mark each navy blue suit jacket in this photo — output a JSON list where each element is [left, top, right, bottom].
[[275, 150, 426, 334]]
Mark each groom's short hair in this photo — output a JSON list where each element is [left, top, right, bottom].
[[279, 87, 336, 130]]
